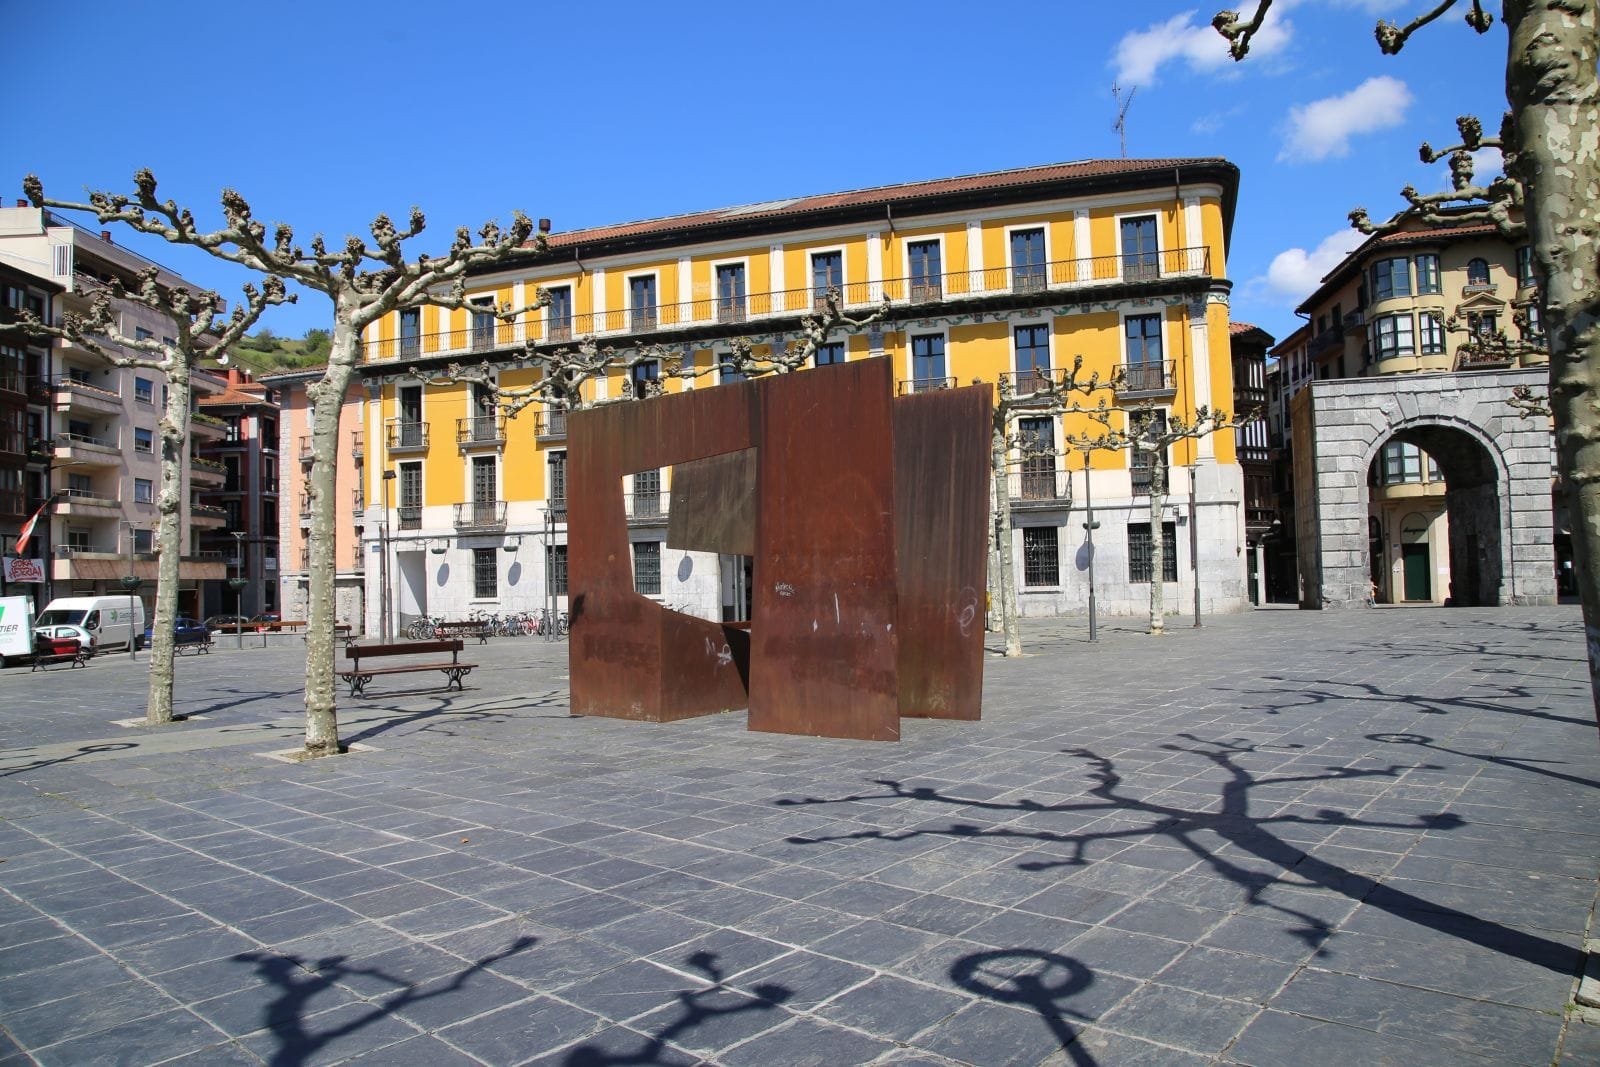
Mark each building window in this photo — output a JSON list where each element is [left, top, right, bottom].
[[469, 298, 496, 352], [629, 275, 657, 330], [134, 478, 153, 503], [1018, 416, 1057, 500], [1466, 258, 1491, 288], [1120, 215, 1160, 280], [1373, 314, 1415, 359], [135, 326, 154, 342], [910, 334, 946, 390], [1523, 302, 1544, 342], [1010, 228, 1047, 292], [719, 353, 747, 384], [399, 308, 421, 357], [1371, 257, 1411, 300], [908, 240, 942, 302], [633, 468, 662, 519], [1124, 313, 1165, 390], [1468, 310, 1498, 338], [398, 462, 422, 529], [1130, 410, 1167, 497], [134, 377, 154, 404], [716, 264, 746, 324], [1022, 527, 1059, 587], [133, 528, 154, 553], [0, 343, 21, 394], [1014, 324, 1051, 392], [814, 342, 845, 367], [473, 548, 498, 598], [629, 358, 660, 398], [546, 285, 574, 341], [548, 451, 566, 516], [546, 543, 568, 595], [1415, 254, 1441, 294], [1128, 522, 1178, 583], [811, 251, 843, 307], [1419, 311, 1446, 355], [1381, 441, 1425, 485], [633, 540, 661, 595], [1516, 246, 1537, 288], [134, 427, 154, 453]]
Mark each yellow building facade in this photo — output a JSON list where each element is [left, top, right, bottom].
[[281, 159, 1251, 631]]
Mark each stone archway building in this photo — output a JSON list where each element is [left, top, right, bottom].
[[1291, 367, 1556, 608]]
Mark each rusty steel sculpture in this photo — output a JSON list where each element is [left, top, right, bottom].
[[567, 357, 990, 740]]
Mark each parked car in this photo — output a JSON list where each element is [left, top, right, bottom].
[[146, 617, 211, 648], [34, 596, 144, 652], [33, 622, 96, 656], [204, 614, 252, 633]]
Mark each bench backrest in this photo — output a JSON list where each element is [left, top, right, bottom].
[[346, 639, 462, 662]]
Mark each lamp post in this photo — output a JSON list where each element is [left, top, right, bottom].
[[381, 469, 396, 642], [120, 520, 141, 661], [1189, 464, 1201, 629], [1080, 449, 1099, 643], [228, 530, 248, 650]]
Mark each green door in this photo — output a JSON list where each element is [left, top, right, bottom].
[[1402, 544, 1431, 601]]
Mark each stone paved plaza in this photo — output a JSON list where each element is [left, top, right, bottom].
[[1, 607, 1597, 1066]]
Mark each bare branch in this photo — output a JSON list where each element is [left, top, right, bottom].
[[1212, 3, 1274, 60]]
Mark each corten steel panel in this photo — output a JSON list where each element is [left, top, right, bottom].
[[666, 448, 758, 557], [568, 384, 758, 721], [892, 385, 991, 720], [747, 359, 902, 741]]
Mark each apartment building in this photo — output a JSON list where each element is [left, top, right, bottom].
[[1229, 321, 1276, 603], [196, 367, 281, 619], [0, 206, 228, 616], [0, 263, 59, 608], [275, 158, 1251, 634], [1270, 209, 1553, 606]]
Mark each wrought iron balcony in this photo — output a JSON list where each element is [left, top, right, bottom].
[[624, 492, 668, 525], [546, 497, 567, 523], [534, 410, 567, 442], [1130, 463, 1167, 497], [397, 505, 422, 530], [350, 430, 364, 459], [454, 500, 507, 531], [457, 415, 506, 448], [298, 435, 313, 460], [1007, 469, 1071, 509], [1118, 360, 1175, 396], [896, 376, 956, 395], [359, 246, 1214, 361], [386, 419, 430, 452]]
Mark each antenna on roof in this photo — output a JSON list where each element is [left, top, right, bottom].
[[1112, 83, 1137, 158]]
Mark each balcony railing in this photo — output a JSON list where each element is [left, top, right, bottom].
[[51, 376, 120, 404], [299, 496, 313, 518], [1007, 469, 1071, 508], [457, 415, 506, 447], [454, 501, 507, 530], [547, 498, 567, 522], [1130, 463, 1167, 497], [896, 376, 957, 395], [534, 411, 567, 441], [353, 489, 366, 512], [350, 430, 364, 459], [298, 435, 313, 460], [624, 492, 668, 524], [1119, 360, 1175, 395], [397, 505, 422, 530], [191, 456, 226, 475], [360, 246, 1213, 360], [54, 487, 120, 510], [55, 431, 118, 452], [386, 420, 430, 451]]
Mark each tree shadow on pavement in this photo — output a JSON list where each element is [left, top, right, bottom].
[[231, 935, 536, 1066], [950, 948, 1100, 1066], [0, 741, 137, 777], [559, 950, 793, 1065], [778, 735, 1581, 976]]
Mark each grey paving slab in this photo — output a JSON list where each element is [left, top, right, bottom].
[[0, 607, 1596, 1066]]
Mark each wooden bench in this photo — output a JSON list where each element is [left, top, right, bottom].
[[338, 639, 476, 697], [437, 620, 491, 645], [174, 632, 213, 655], [305, 624, 357, 648], [32, 636, 88, 672]]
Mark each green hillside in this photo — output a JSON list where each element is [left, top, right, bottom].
[[222, 328, 331, 374]]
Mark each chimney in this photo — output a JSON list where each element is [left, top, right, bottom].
[[100, 230, 113, 243], [538, 218, 552, 234], [15, 199, 26, 208]]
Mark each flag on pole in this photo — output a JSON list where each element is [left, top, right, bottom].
[[13, 494, 53, 556]]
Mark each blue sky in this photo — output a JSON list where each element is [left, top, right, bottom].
[[2, 0, 1510, 352]]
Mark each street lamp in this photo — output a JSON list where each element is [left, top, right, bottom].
[[120, 520, 142, 662], [1189, 464, 1201, 629], [1079, 448, 1100, 643], [381, 469, 396, 642], [228, 530, 248, 650]]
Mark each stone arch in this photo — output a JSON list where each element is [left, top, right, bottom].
[[1289, 369, 1555, 609]]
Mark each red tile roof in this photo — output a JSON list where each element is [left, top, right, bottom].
[[538, 158, 1232, 251]]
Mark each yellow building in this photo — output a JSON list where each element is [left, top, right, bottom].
[[281, 159, 1251, 632]]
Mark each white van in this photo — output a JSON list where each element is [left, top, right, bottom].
[[34, 596, 147, 654]]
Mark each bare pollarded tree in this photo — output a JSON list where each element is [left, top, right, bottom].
[[6, 269, 288, 725], [25, 171, 541, 757], [1215, 2, 1600, 724]]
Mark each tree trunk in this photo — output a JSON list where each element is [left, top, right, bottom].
[[145, 362, 189, 725], [991, 413, 1022, 657], [1505, 0, 1600, 727], [1148, 459, 1168, 635], [301, 310, 360, 757]]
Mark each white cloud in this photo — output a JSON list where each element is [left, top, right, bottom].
[[1111, 5, 1290, 86], [1279, 75, 1413, 162], [1260, 228, 1365, 298]]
